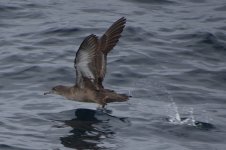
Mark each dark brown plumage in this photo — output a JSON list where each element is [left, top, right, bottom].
[[44, 17, 128, 108]]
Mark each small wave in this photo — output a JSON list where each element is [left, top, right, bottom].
[[125, 26, 156, 43], [0, 144, 29, 150], [34, 38, 65, 46], [21, 3, 49, 9], [123, 0, 177, 4], [199, 32, 218, 44], [41, 27, 81, 36], [172, 32, 226, 57], [214, 5, 226, 11], [81, 8, 111, 13], [204, 17, 226, 22], [167, 32, 217, 41], [0, 4, 22, 12], [0, 66, 42, 80], [187, 0, 206, 3], [192, 32, 226, 55], [1, 54, 24, 64], [0, 4, 45, 20]]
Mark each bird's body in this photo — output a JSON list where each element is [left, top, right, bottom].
[[53, 85, 128, 107], [45, 17, 129, 108]]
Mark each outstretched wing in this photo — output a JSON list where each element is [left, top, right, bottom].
[[74, 17, 126, 90], [99, 17, 126, 55], [97, 17, 126, 86], [74, 34, 98, 88]]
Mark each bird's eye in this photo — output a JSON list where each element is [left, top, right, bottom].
[[52, 87, 56, 91]]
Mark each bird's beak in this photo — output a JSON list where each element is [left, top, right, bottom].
[[44, 90, 53, 95]]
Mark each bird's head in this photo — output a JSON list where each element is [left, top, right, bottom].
[[44, 85, 69, 96]]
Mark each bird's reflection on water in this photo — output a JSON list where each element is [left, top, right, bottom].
[[60, 108, 129, 149]]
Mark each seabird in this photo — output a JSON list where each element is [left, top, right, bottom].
[[44, 17, 129, 108]]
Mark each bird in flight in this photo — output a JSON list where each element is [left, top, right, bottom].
[[45, 17, 129, 108]]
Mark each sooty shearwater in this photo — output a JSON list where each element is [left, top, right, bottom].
[[44, 17, 129, 108]]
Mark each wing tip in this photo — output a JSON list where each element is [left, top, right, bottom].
[[119, 17, 126, 22], [117, 17, 127, 26]]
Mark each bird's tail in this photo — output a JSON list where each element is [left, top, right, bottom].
[[105, 91, 129, 103]]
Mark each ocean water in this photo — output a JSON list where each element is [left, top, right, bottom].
[[1, 0, 226, 149]]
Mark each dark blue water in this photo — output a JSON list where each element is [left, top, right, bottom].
[[1, 0, 226, 149]]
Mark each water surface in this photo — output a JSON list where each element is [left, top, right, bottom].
[[1, 0, 226, 149]]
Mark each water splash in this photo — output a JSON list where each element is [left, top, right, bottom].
[[131, 78, 214, 129], [167, 100, 182, 124], [165, 90, 215, 130], [168, 106, 196, 126], [164, 87, 197, 126]]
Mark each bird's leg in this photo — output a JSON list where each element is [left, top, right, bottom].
[[101, 96, 113, 114], [102, 95, 109, 108], [101, 103, 106, 109], [96, 95, 108, 111]]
